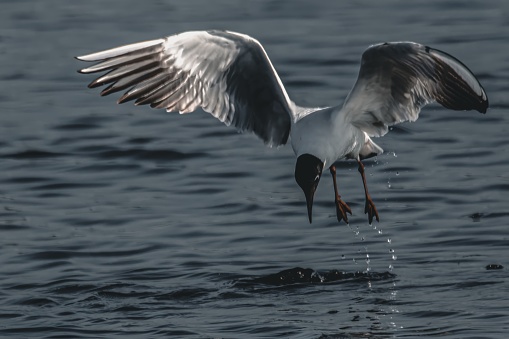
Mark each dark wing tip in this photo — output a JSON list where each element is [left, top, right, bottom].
[[87, 80, 103, 89], [479, 96, 489, 114], [117, 94, 131, 105], [426, 47, 489, 115], [468, 84, 488, 114], [75, 56, 91, 74]]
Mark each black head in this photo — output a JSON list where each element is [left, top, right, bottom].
[[295, 154, 324, 223]]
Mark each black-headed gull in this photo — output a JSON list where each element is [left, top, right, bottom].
[[76, 30, 488, 224]]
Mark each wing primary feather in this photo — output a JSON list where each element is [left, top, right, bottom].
[[76, 39, 164, 62], [117, 72, 171, 104], [134, 76, 184, 106], [88, 60, 159, 88], [100, 68, 161, 96], [148, 80, 188, 109], [79, 52, 157, 74]]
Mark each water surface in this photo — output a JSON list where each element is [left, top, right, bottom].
[[1, 1, 508, 338]]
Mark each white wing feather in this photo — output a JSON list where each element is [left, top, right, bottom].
[[77, 30, 297, 146], [343, 42, 488, 137]]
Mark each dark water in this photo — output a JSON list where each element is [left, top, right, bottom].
[[1, 1, 508, 338]]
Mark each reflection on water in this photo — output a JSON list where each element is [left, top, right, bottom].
[[1, 0, 508, 338]]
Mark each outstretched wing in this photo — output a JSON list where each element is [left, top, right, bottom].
[[343, 42, 488, 137], [76, 30, 295, 146]]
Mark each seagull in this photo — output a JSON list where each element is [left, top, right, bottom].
[[76, 30, 488, 224]]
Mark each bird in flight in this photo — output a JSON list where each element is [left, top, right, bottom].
[[76, 30, 488, 224]]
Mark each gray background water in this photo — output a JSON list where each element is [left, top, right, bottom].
[[1, 1, 508, 338]]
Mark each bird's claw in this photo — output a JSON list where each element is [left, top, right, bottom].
[[335, 197, 352, 224], [364, 197, 380, 224]]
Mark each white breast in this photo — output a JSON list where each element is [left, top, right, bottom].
[[290, 107, 365, 167]]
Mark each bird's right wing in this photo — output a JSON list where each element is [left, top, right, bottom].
[[343, 42, 488, 137], [76, 30, 296, 146]]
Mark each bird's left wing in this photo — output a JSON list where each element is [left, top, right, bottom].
[[342, 42, 488, 137], [76, 30, 295, 146]]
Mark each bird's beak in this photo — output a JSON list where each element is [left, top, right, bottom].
[[304, 187, 316, 224], [295, 154, 323, 224]]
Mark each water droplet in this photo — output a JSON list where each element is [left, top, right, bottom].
[[387, 238, 392, 244], [389, 249, 395, 253], [392, 255, 397, 260], [396, 171, 399, 176], [389, 264, 393, 271], [341, 254, 345, 260], [361, 236, 365, 241], [378, 229, 383, 234]]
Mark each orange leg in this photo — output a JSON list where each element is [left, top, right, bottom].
[[330, 165, 352, 224], [357, 159, 380, 224]]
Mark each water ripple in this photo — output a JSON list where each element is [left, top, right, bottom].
[[1, 149, 67, 159], [0, 2, 507, 338], [91, 148, 206, 162], [236, 267, 396, 287]]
